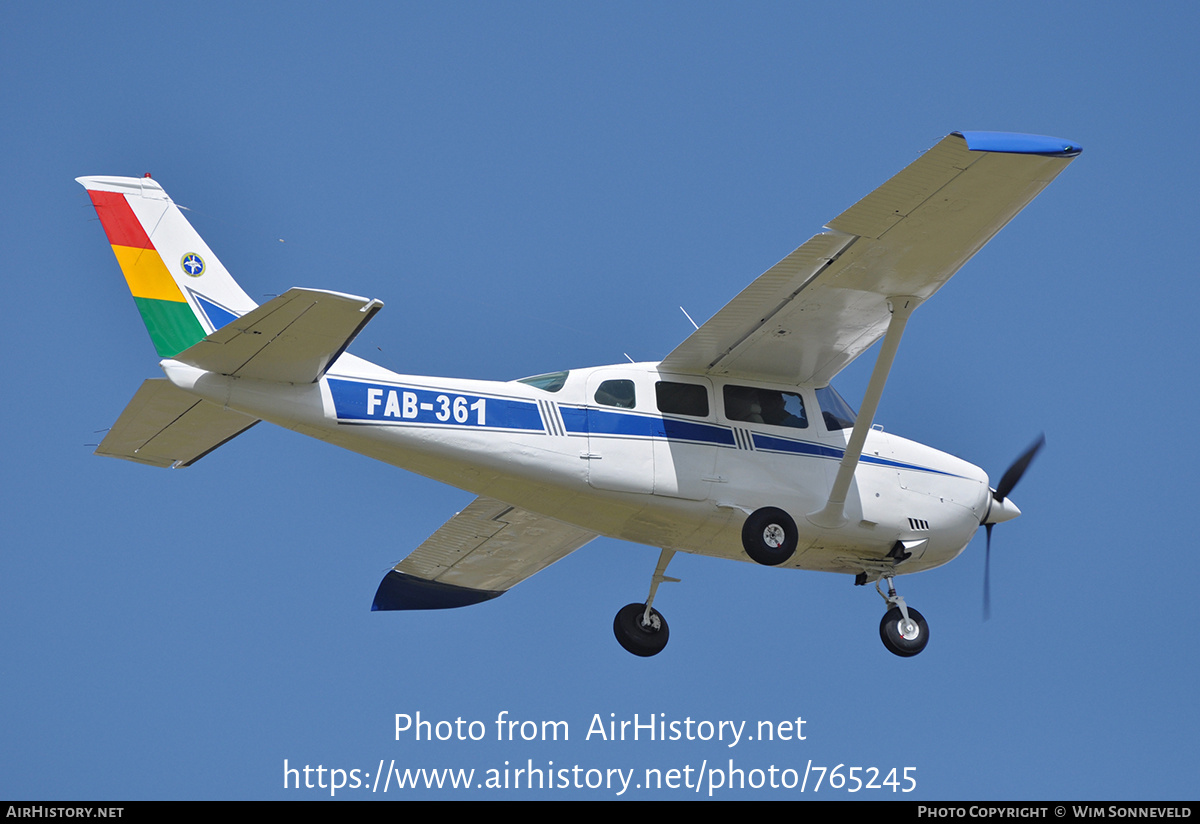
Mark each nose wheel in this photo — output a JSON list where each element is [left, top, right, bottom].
[[879, 606, 928, 657], [874, 577, 929, 657]]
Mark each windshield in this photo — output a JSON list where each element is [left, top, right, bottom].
[[815, 385, 857, 430], [516, 370, 569, 393]]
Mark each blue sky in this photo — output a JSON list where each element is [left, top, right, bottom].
[[3, 1, 1197, 800]]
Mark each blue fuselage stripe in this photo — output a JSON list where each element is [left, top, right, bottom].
[[752, 432, 843, 459], [329, 383, 958, 477], [561, 406, 736, 446], [753, 432, 957, 476]]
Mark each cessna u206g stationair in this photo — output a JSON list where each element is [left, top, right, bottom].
[[79, 131, 1080, 657]]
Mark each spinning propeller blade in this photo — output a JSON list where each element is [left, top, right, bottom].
[[984, 523, 994, 620], [995, 434, 1046, 503], [982, 435, 1045, 620]]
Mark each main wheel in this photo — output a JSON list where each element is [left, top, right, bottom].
[[741, 507, 798, 566], [879, 606, 929, 657], [613, 603, 669, 657]]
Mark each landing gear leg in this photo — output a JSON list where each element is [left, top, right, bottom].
[[613, 549, 677, 657], [875, 577, 929, 657]]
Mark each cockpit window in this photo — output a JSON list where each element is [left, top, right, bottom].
[[656, 381, 709, 417], [517, 371, 569, 393], [815, 385, 857, 430], [723, 385, 807, 429], [594, 379, 636, 409]]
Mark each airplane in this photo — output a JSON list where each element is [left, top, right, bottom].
[[77, 130, 1081, 658]]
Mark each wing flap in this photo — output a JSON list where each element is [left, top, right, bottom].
[[96, 379, 258, 467], [658, 232, 855, 378], [174, 287, 382, 383], [373, 496, 598, 610], [660, 132, 1081, 385]]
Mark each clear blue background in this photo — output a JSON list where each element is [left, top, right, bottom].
[[3, 1, 1195, 800]]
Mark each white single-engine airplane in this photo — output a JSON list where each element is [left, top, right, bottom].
[[79, 131, 1080, 657]]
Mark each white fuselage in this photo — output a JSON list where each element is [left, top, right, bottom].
[[162, 353, 990, 579]]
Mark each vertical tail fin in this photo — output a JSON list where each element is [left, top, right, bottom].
[[77, 175, 259, 358]]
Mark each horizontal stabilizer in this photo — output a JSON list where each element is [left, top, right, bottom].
[[96, 379, 258, 467], [174, 287, 382, 384], [373, 496, 597, 610]]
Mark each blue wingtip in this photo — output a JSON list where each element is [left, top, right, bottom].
[[371, 569, 504, 611], [956, 131, 1082, 157]]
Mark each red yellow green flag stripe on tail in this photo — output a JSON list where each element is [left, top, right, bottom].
[[86, 189, 207, 358], [78, 175, 259, 359]]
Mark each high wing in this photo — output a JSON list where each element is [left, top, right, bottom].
[[660, 131, 1082, 386], [372, 497, 598, 610]]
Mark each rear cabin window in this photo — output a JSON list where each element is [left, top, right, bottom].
[[594, 379, 636, 409], [723, 385, 808, 429], [655, 381, 709, 417]]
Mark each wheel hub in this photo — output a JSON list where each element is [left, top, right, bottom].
[[897, 619, 920, 640], [762, 524, 785, 548]]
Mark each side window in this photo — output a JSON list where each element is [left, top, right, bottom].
[[655, 381, 709, 417], [723, 385, 808, 429], [594, 379, 636, 409]]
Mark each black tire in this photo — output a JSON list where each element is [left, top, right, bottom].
[[879, 606, 929, 657], [741, 507, 798, 566], [613, 603, 669, 657]]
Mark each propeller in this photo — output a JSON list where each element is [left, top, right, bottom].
[[981, 434, 1045, 620]]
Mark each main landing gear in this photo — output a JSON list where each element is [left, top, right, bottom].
[[741, 506, 798, 566], [613, 548, 677, 657], [874, 577, 928, 657], [613, 603, 669, 657], [611, 537, 932, 658]]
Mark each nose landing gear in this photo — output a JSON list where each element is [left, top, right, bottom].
[[875, 577, 929, 657]]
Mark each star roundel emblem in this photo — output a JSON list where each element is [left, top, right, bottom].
[[181, 252, 205, 277]]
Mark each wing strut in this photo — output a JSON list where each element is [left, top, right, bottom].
[[807, 295, 921, 528]]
